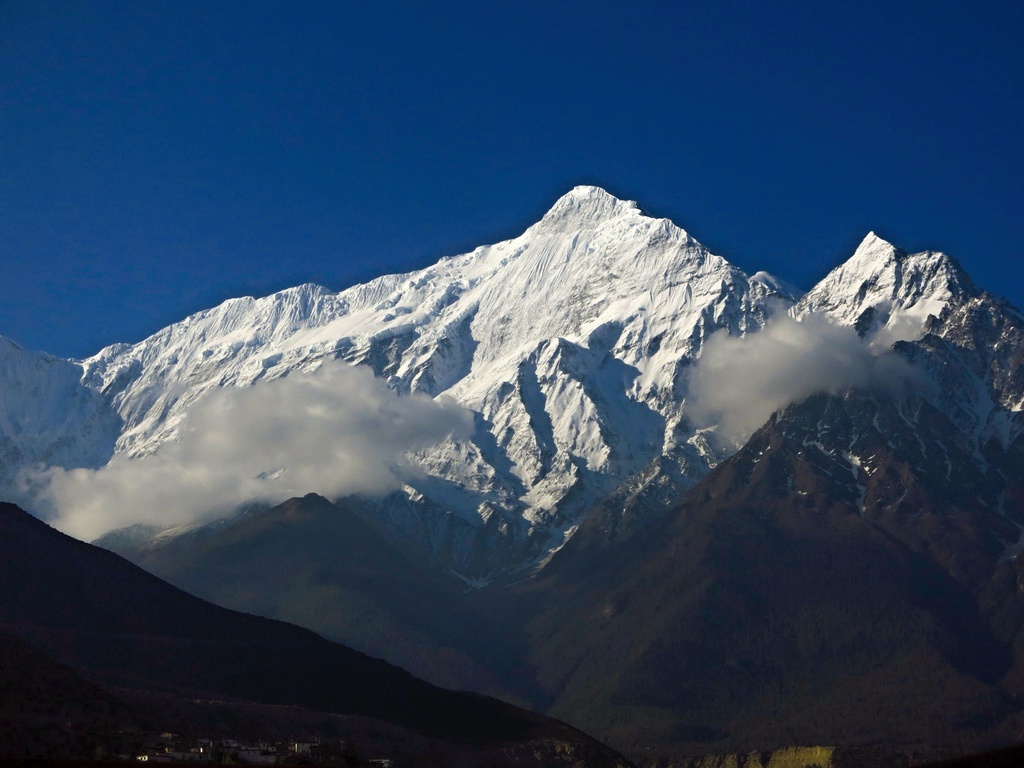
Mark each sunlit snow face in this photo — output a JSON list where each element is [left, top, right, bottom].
[[25, 361, 472, 542], [687, 313, 929, 449]]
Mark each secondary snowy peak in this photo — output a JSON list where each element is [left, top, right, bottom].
[[794, 232, 1021, 456], [796, 232, 971, 345]]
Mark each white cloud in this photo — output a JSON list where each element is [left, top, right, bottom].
[[29, 362, 472, 542], [688, 313, 925, 449]]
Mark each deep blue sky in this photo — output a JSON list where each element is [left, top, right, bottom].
[[2, 1, 1022, 360]]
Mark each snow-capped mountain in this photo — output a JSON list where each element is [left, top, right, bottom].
[[2, 186, 1020, 583], [2, 186, 793, 579]]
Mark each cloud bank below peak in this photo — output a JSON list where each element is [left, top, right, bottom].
[[688, 313, 928, 449], [26, 361, 473, 542]]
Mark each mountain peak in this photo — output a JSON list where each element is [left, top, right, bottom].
[[850, 231, 903, 266], [538, 186, 641, 229], [797, 232, 971, 343]]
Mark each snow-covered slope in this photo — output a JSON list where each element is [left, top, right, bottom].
[[0, 337, 121, 494], [70, 187, 787, 577]]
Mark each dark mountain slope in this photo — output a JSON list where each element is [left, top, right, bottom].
[[0, 631, 134, 759], [0, 631, 125, 718], [0, 502, 629, 766], [510, 390, 1024, 759], [103, 493, 533, 701]]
